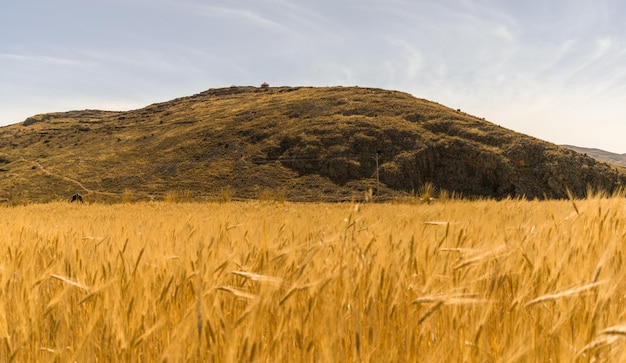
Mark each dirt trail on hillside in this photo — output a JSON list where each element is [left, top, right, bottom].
[[23, 158, 119, 198]]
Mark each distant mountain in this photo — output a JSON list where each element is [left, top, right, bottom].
[[1, 86, 625, 204], [562, 145, 626, 167]]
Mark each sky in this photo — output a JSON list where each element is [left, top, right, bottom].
[[2, 0, 626, 153]]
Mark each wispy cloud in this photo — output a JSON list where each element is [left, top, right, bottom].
[[2, 0, 626, 151], [173, 1, 288, 32], [0, 53, 84, 66]]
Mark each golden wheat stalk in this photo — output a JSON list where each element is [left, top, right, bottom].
[[577, 324, 626, 356], [50, 274, 90, 291], [412, 293, 487, 306], [525, 281, 606, 307], [230, 270, 284, 286], [577, 335, 620, 357], [216, 286, 257, 300], [439, 247, 481, 254], [453, 244, 509, 270], [423, 221, 450, 226], [600, 325, 626, 336], [279, 277, 333, 305], [132, 319, 166, 347]]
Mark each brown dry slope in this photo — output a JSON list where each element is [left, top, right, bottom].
[[563, 145, 626, 167], [0, 86, 624, 203]]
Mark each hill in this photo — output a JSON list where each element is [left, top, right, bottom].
[[562, 145, 626, 167], [1, 86, 625, 203]]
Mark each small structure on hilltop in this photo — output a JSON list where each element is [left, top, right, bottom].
[[69, 193, 84, 203], [260, 82, 269, 88]]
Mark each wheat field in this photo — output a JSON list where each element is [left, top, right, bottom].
[[1, 196, 626, 362]]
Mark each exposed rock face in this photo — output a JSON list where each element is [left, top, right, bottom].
[[258, 111, 623, 199], [1, 86, 624, 203]]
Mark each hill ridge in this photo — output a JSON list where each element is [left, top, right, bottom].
[[562, 145, 626, 167], [1, 85, 624, 203]]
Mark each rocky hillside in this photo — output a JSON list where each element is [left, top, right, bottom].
[[1, 86, 624, 203]]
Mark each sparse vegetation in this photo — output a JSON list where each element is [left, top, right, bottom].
[[2, 196, 626, 361], [164, 190, 193, 203], [121, 188, 133, 204], [258, 187, 286, 202], [164, 190, 179, 203], [218, 186, 234, 202], [417, 181, 437, 202]]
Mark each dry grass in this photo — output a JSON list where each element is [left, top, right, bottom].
[[4, 86, 624, 204], [1, 196, 626, 361]]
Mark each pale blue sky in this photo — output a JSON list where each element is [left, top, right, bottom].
[[2, 0, 625, 153]]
